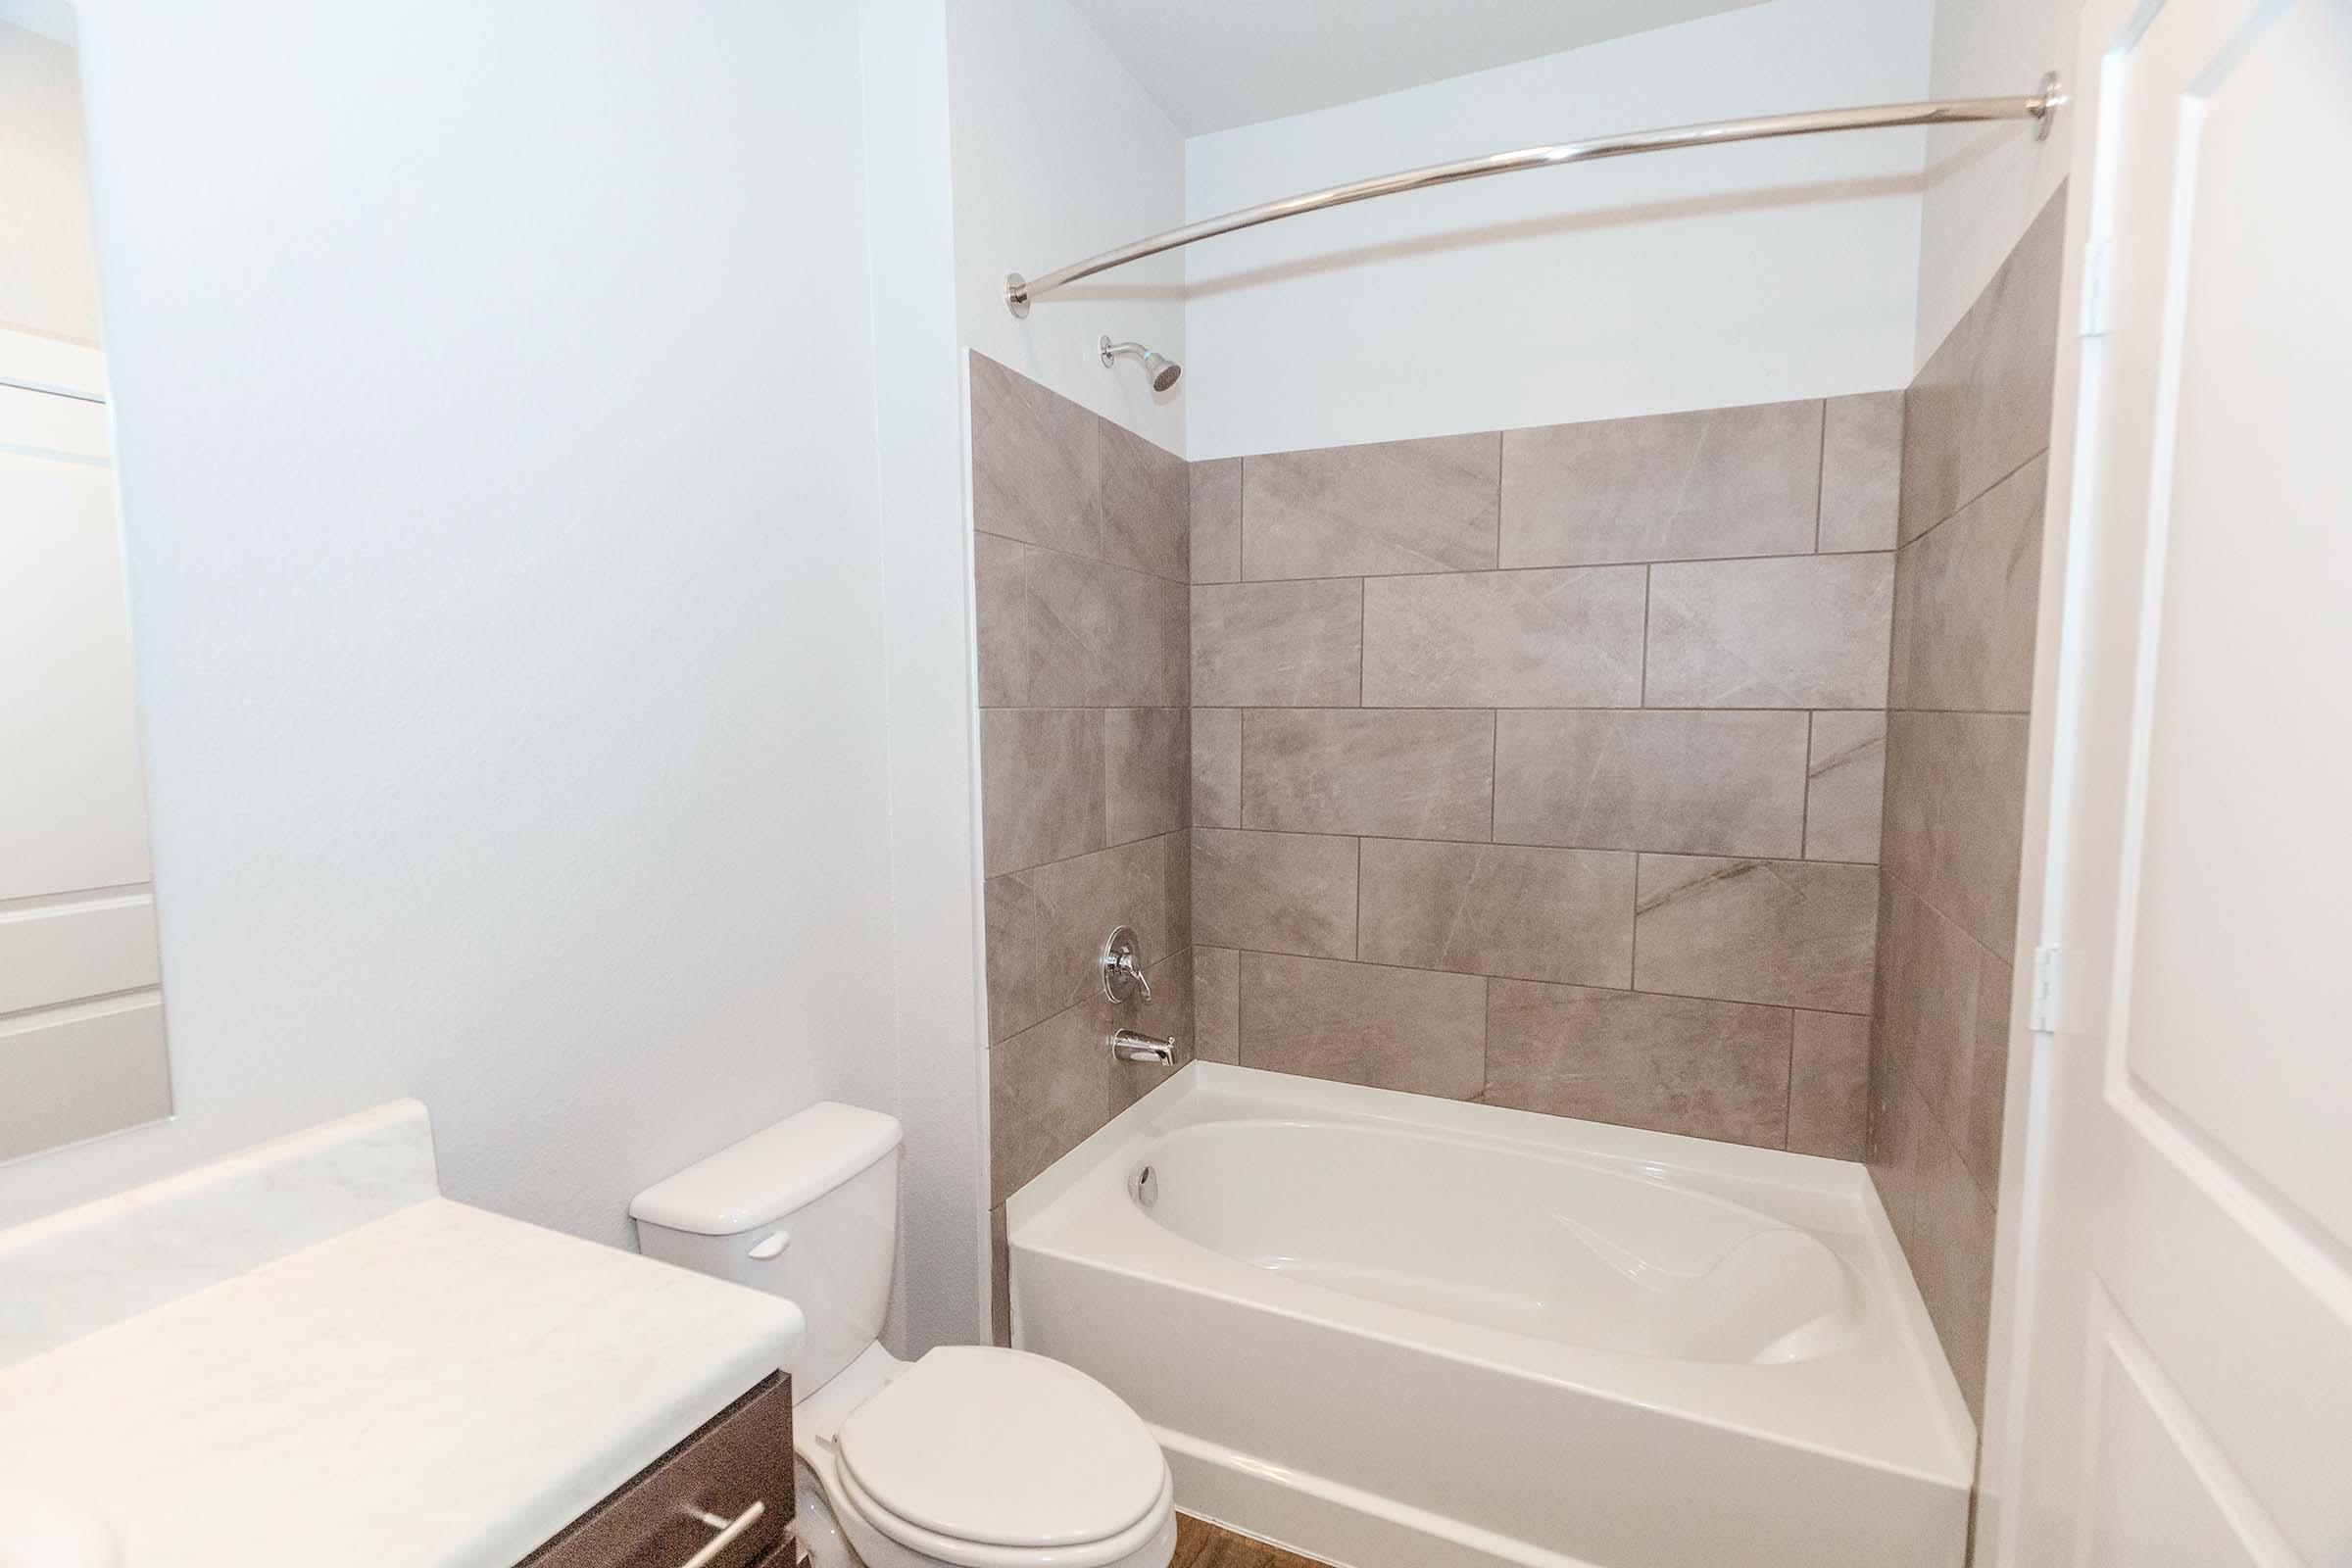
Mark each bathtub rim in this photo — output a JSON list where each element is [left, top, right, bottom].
[[1006, 1062, 1977, 1491]]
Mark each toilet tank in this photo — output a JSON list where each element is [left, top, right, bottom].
[[631, 1102, 903, 1397]]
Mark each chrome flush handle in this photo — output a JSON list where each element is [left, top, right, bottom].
[[1101, 925, 1152, 1004]]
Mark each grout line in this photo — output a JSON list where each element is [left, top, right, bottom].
[[1183, 825, 1880, 868], [1899, 445, 2052, 553], [1812, 398, 1828, 554], [1187, 546, 1891, 591], [1627, 858, 1642, 988], [984, 825, 1195, 886], [1237, 709, 1248, 828], [1487, 709, 1498, 843], [1639, 566, 1652, 707], [1236, 456, 1247, 582], [1784, 1008, 1798, 1150], [1481, 981, 1494, 1102], [1211, 944, 1866, 1018], [1357, 578, 1367, 706], [1885, 704, 2035, 719], [1800, 712, 1817, 859], [1353, 837, 1363, 959], [1165, 703, 1887, 715], [972, 525, 1196, 589]]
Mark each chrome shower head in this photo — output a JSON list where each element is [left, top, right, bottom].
[[1101, 335, 1182, 392]]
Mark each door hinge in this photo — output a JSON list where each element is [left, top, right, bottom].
[[2031, 944, 2062, 1033], [2080, 239, 2113, 337]]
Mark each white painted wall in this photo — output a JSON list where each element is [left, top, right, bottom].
[[1182, 0, 1937, 459], [1913, 0, 2084, 363], [947, 0, 1186, 453], [860, 0, 992, 1352], [0, 19, 102, 343], [0, 0, 906, 1253]]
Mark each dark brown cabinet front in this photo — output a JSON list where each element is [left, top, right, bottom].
[[519, 1374, 793, 1568]]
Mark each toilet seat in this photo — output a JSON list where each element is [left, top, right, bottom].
[[808, 1345, 1174, 1568]]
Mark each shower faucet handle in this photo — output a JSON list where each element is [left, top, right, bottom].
[[1101, 925, 1152, 1004]]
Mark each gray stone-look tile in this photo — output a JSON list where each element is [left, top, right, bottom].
[[1191, 579, 1362, 707], [990, 999, 1112, 1203], [1500, 400, 1823, 567], [970, 352, 1187, 582], [1965, 948, 2015, 1195], [1645, 553, 1893, 710], [1192, 828, 1358, 960], [1817, 392, 1904, 554], [1788, 1010, 1871, 1158], [1099, 417, 1190, 582], [1910, 1121, 1996, 1418], [1899, 193, 2065, 542], [1877, 876, 1993, 1139], [1361, 565, 1646, 708], [970, 352, 1100, 561], [1239, 953, 1487, 1100], [1190, 457, 1243, 583], [1486, 981, 1793, 1148], [1244, 709, 1495, 842], [981, 708, 1103, 876], [1883, 710, 2031, 956], [1193, 946, 1240, 1064], [1160, 828, 1193, 955], [1804, 711, 1886, 863], [1889, 453, 2045, 713], [1357, 840, 1635, 988], [1244, 433, 1500, 579], [983, 833, 1174, 1042], [977, 533, 1188, 708], [1191, 708, 1242, 828], [1866, 1066, 1928, 1242], [1634, 854, 1879, 1013], [1104, 708, 1188, 846], [1899, 303, 1976, 546], [1492, 709, 1807, 858]]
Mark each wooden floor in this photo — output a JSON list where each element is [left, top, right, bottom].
[[1172, 1512, 1339, 1568]]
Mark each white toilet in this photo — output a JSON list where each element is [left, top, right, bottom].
[[631, 1102, 1178, 1568]]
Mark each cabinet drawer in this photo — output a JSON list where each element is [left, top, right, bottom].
[[520, 1374, 793, 1568]]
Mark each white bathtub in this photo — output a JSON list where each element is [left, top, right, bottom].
[[1005, 1065, 1973, 1568]]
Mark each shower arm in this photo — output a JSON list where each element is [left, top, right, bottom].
[[1004, 74, 2064, 317]]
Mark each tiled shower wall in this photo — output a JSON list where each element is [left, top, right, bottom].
[[968, 354, 1194, 1340], [1186, 395, 1903, 1155], [1866, 193, 2064, 1418]]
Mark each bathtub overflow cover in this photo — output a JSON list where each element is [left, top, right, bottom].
[[1132, 1165, 1157, 1207]]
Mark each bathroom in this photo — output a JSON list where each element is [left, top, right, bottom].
[[0, 0, 2344, 1565]]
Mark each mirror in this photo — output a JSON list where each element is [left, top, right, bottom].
[[1, 0, 172, 1162]]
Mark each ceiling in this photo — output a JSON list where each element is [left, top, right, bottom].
[[1064, 0, 1772, 136]]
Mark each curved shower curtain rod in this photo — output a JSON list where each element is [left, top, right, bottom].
[[1005, 74, 2064, 317]]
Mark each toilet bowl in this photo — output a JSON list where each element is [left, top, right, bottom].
[[790, 1344, 1176, 1568], [630, 1102, 1176, 1568]]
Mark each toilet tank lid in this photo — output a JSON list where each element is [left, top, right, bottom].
[[630, 1102, 903, 1236]]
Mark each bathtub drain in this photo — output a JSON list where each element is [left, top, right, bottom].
[[1131, 1164, 1157, 1207]]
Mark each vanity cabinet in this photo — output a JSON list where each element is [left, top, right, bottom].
[[519, 1374, 795, 1568]]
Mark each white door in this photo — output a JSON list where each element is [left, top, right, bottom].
[[1993, 0, 2352, 1563]]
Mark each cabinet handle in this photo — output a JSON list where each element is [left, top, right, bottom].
[[677, 1499, 765, 1568]]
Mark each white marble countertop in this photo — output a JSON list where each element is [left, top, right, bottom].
[[0, 1109, 805, 1568]]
